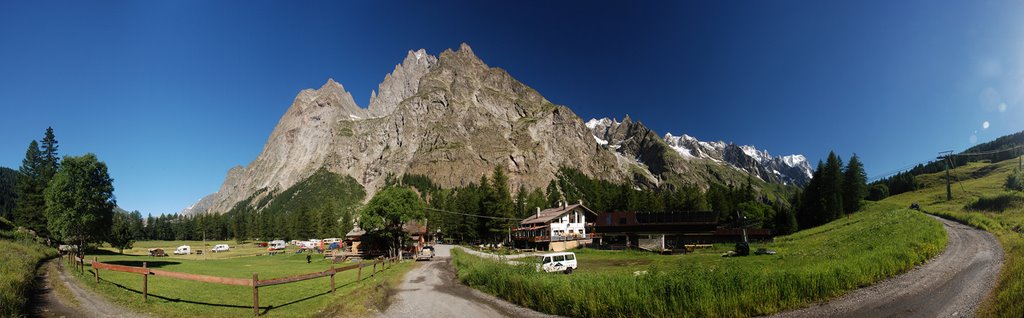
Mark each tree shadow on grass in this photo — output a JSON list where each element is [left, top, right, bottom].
[[96, 275, 361, 315], [104, 260, 180, 268]]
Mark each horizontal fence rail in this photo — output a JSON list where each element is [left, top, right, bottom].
[[87, 255, 399, 316]]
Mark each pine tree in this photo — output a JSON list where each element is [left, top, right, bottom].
[[822, 152, 845, 221], [13, 140, 48, 236], [488, 167, 515, 241], [545, 180, 560, 207], [39, 127, 59, 182], [842, 154, 867, 214]]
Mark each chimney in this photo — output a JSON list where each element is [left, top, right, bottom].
[[536, 207, 541, 218], [578, 199, 583, 206]]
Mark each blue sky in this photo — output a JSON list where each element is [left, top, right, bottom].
[[2, 1, 1023, 215]]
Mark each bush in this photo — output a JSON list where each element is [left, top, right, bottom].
[[966, 193, 1024, 212], [1006, 168, 1024, 191]]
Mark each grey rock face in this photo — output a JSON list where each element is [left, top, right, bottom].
[[188, 44, 625, 215]]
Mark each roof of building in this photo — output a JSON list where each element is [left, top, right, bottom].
[[520, 203, 597, 225]]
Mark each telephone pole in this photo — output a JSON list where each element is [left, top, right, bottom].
[[938, 151, 953, 201]]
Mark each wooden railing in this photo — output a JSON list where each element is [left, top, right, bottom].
[[88, 256, 399, 316]]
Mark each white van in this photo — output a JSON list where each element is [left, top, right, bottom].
[[173, 245, 191, 255], [268, 240, 287, 251], [212, 244, 230, 253], [536, 252, 578, 274]]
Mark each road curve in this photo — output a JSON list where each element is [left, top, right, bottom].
[[379, 245, 556, 318], [771, 215, 1003, 318]]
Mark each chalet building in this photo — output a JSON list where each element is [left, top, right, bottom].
[[513, 201, 599, 251], [344, 220, 429, 256], [595, 211, 772, 251]]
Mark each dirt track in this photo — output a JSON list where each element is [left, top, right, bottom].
[[772, 215, 1003, 318], [30, 258, 149, 318], [379, 245, 555, 318]]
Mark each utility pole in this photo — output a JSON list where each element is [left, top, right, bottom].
[[938, 151, 953, 201]]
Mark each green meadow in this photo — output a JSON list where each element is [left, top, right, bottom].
[[69, 245, 412, 318], [884, 157, 1024, 317], [452, 201, 946, 317]]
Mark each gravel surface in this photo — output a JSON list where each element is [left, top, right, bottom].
[[379, 245, 557, 318], [771, 215, 1003, 318], [30, 258, 150, 318]]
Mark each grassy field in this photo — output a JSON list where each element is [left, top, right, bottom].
[[452, 201, 946, 317], [0, 217, 59, 317], [69, 242, 413, 318], [884, 158, 1024, 317], [109, 239, 299, 260]]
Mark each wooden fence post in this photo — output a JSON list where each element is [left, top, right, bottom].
[[330, 265, 335, 293], [252, 273, 259, 317], [143, 262, 148, 301], [357, 263, 362, 282], [372, 259, 377, 276], [94, 257, 99, 283]]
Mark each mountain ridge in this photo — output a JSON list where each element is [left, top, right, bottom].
[[184, 44, 810, 215]]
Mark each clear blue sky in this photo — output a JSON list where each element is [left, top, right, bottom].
[[2, 1, 1023, 216]]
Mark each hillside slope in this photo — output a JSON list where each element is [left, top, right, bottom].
[[884, 157, 1024, 317]]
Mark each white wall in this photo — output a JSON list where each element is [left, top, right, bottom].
[[549, 208, 587, 238]]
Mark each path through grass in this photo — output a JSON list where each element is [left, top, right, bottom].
[[885, 158, 1024, 317]]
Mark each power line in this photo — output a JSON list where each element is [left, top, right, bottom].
[[425, 207, 521, 221]]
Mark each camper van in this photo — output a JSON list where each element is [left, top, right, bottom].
[[212, 244, 230, 253], [173, 245, 191, 255], [536, 252, 578, 274], [268, 240, 287, 251]]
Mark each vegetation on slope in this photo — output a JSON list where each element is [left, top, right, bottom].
[[884, 158, 1024, 317], [0, 216, 58, 317], [452, 201, 945, 317]]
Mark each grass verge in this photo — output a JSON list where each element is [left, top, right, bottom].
[[0, 218, 59, 317], [452, 201, 945, 317]]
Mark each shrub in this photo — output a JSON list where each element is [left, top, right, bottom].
[[966, 193, 1024, 212]]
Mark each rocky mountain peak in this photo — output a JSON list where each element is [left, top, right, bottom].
[[368, 49, 438, 116]]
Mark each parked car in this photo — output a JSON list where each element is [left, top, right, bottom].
[[212, 244, 230, 253], [535, 252, 578, 274], [148, 248, 167, 257], [173, 245, 191, 255], [416, 246, 435, 261]]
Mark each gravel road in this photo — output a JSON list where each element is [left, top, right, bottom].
[[771, 215, 1003, 318], [379, 245, 556, 318], [30, 258, 150, 318]]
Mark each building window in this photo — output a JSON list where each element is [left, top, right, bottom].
[[619, 217, 627, 225]]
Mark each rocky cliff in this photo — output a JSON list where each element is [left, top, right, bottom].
[[186, 44, 812, 215], [190, 44, 627, 214]]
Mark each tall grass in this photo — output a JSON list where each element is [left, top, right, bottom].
[[0, 221, 58, 317], [452, 202, 945, 317]]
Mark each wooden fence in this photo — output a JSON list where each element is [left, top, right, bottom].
[[87, 255, 399, 316]]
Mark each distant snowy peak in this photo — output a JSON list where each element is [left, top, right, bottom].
[[588, 117, 813, 186]]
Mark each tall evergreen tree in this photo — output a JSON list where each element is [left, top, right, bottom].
[[821, 152, 845, 221], [488, 166, 515, 241], [842, 154, 868, 214], [13, 140, 48, 236], [545, 180, 560, 207], [39, 127, 59, 181]]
